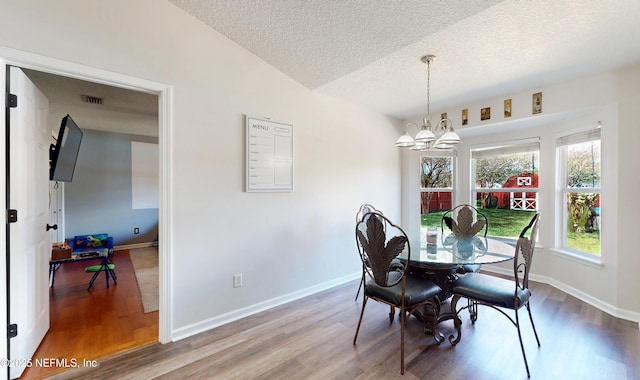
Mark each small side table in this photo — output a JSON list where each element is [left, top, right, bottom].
[[49, 249, 109, 287]]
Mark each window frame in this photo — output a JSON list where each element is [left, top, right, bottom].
[[556, 128, 601, 259], [470, 138, 540, 241]]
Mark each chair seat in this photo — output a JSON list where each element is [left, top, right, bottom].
[[85, 263, 115, 272], [452, 272, 530, 309], [365, 274, 441, 307]]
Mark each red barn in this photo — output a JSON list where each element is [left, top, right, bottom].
[[493, 173, 538, 210]]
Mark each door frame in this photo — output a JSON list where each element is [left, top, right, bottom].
[[1, 47, 172, 379]]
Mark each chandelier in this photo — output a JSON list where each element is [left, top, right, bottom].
[[395, 55, 461, 150]]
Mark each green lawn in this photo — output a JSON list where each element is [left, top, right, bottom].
[[422, 208, 535, 237], [422, 208, 600, 255], [567, 231, 600, 255]]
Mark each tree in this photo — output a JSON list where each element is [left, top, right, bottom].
[[475, 154, 537, 187], [567, 193, 599, 232], [420, 157, 452, 214], [566, 140, 600, 232], [567, 141, 600, 188], [475, 152, 539, 207]]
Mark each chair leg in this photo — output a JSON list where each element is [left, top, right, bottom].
[[87, 270, 101, 290], [99, 256, 117, 288], [389, 306, 395, 323], [103, 263, 117, 288], [526, 303, 541, 347], [108, 267, 118, 284], [400, 305, 405, 375], [353, 296, 368, 345], [468, 299, 478, 323], [355, 276, 364, 301], [515, 309, 531, 378], [355, 263, 366, 301]]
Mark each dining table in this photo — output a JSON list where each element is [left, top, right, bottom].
[[398, 231, 517, 337]]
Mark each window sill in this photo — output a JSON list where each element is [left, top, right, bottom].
[[550, 248, 603, 269]]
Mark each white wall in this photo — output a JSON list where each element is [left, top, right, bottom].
[[402, 65, 640, 322], [64, 130, 159, 246], [0, 1, 402, 339]]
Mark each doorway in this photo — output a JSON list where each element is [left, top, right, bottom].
[[1, 49, 171, 380]]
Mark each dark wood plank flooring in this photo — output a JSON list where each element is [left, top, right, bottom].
[[46, 277, 639, 379], [20, 250, 158, 380]]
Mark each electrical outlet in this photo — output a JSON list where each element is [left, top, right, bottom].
[[134, 227, 139, 234], [233, 273, 243, 288]]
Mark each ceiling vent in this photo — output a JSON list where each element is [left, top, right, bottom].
[[82, 95, 104, 105]]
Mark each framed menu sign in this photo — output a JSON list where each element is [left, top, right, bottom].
[[246, 116, 293, 192]]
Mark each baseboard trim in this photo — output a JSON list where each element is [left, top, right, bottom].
[[171, 272, 361, 341], [115, 241, 158, 251], [482, 266, 640, 329]]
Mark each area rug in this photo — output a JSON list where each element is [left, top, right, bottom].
[[129, 247, 159, 313]]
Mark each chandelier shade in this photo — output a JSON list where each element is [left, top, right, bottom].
[[414, 117, 436, 143], [436, 119, 461, 145], [394, 130, 415, 147]]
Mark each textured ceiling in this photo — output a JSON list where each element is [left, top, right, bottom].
[[170, 0, 640, 120], [25, 69, 159, 137], [169, 0, 500, 90]]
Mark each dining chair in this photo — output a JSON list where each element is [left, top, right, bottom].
[[354, 203, 383, 301], [449, 212, 541, 378], [85, 257, 117, 290], [441, 204, 488, 239], [441, 204, 489, 319], [353, 212, 442, 375]]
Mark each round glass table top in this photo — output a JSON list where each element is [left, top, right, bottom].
[[401, 232, 516, 268]]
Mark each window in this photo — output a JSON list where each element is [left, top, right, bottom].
[[557, 129, 601, 256], [420, 154, 454, 231], [471, 140, 539, 239]]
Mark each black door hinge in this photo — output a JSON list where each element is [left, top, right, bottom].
[[7, 209, 18, 223], [8, 323, 17, 338], [6, 93, 17, 108]]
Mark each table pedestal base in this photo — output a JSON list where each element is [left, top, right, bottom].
[[407, 264, 460, 339]]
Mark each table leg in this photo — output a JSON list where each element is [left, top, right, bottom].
[[448, 294, 463, 345], [49, 263, 60, 288]]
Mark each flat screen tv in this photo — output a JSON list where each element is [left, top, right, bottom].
[[50, 114, 83, 182]]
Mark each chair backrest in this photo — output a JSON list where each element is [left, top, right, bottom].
[[356, 204, 385, 247], [514, 213, 540, 290], [355, 212, 409, 288], [441, 204, 488, 237], [356, 203, 382, 223]]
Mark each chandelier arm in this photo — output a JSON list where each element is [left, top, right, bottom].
[[405, 122, 419, 130]]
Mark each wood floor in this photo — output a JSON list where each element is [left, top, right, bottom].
[[45, 276, 639, 380], [20, 250, 158, 380]]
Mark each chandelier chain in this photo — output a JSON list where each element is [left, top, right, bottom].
[[426, 58, 430, 117]]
